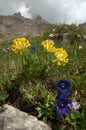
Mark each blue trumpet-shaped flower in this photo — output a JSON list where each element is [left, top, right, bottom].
[[55, 95, 72, 115], [30, 46, 36, 52], [56, 79, 71, 95]]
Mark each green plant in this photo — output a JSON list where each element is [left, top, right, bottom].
[[66, 110, 81, 130], [0, 24, 86, 130]]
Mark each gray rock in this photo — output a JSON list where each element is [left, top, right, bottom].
[[0, 104, 52, 130], [0, 13, 50, 43], [82, 34, 86, 40], [63, 33, 69, 43]]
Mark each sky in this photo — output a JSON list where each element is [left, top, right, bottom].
[[0, 0, 86, 25]]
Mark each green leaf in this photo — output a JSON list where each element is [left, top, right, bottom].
[[25, 93, 34, 101], [38, 112, 43, 118], [0, 91, 8, 101], [19, 85, 27, 93], [60, 125, 67, 130]]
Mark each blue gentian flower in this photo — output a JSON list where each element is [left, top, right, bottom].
[[30, 46, 36, 52], [56, 79, 71, 95], [55, 95, 72, 115]]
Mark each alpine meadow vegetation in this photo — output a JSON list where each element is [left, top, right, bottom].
[[0, 24, 86, 130]]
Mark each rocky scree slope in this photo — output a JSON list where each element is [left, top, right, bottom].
[[0, 13, 50, 43]]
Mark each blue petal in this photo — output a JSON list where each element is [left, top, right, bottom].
[[55, 95, 72, 105], [56, 107, 71, 115], [57, 88, 71, 95], [67, 98, 72, 105], [56, 79, 71, 88], [56, 79, 71, 94], [30, 46, 36, 52]]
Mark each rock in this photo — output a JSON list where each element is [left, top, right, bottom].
[[0, 13, 50, 43], [82, 34, 86, 40], [0, 104, 52, 130], [63, 33, 69, 43], [79, 22, 86, 30]]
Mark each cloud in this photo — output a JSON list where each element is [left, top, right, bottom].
[[0, 0, 32, 18], [0, 0, 86, 24]]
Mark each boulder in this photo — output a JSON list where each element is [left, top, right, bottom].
[[0, 104, 52, 130]]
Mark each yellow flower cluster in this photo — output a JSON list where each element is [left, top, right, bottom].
[[41, 40, 69, 66], [41, 40, 56, 52], [52, 48, 69, 66], [11, 37, 31, 55]]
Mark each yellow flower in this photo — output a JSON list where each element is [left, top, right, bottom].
[[35, 56, 39, 60], [11, 37, 31, 55], [41, 40, 56, 52], [52, 48, 69, 66]]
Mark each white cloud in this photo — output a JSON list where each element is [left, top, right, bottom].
[[0, 0, 86, 24]]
